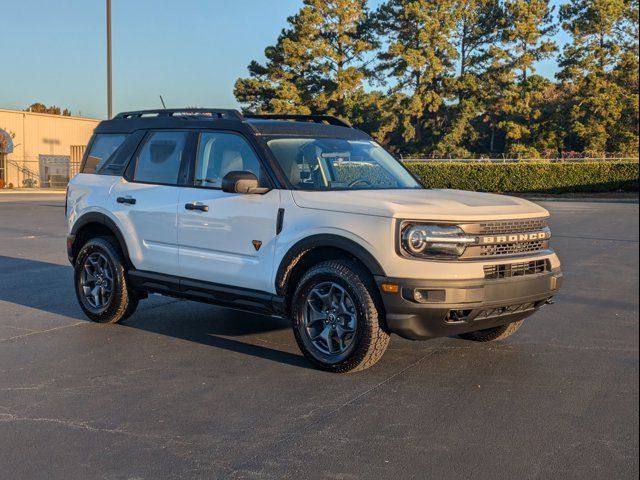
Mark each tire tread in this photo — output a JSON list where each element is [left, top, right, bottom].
[[292, 260, 390, 373], [74, 235, 138, 324]]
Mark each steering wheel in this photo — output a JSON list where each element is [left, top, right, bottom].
[[348, 178, 372, 188]]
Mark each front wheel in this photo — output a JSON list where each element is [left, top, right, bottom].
[[74, 236, 139, 323], [291, 260, 390, 373]]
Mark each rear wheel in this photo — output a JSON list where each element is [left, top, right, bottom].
[[458, 320, 524, 342], [291, 260, 389, 373], [74, 236, 138, 323]]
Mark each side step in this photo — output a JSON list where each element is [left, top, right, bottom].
[[128, 270, 286, 317]]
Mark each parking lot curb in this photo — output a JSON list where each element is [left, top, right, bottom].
[[0, 189, 67, 194]]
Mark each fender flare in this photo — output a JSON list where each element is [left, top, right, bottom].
[[275, 234, 386, 295], [70, 212, 132, 266]]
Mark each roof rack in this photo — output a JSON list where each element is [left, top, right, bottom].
[[244, 114, 352, 128], [113, 108, 244, 121], [111, 109, 353, 129]]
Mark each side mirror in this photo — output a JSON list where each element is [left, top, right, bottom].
[[221, 171, 269, 194]]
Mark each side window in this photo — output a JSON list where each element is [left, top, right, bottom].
[[82, 134, 128, 173], [133, 131, 189, 185], [96, 130, 145, 176], [195, 132, 265, 188]]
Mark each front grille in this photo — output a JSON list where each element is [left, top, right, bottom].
[[479, 218, 548, 235], [479, 240, 547, 257], [484, 259, 549, 279], [458, 217, 551, 258]]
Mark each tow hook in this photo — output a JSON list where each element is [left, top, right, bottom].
[[545, 298, 555, 305]]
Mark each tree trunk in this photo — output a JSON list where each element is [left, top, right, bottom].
[[489, 118, 496, 152], [414, 115, 423, 144], [459, 17, 467, 104], [522, 41, 528, 83]]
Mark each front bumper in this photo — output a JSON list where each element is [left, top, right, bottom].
[[375, 268, 563, 340], [66, 233, 76, 264]]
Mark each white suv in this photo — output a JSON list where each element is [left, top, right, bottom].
[[66, 109, 563, 372]]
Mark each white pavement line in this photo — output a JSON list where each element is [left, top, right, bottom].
[[0, 321, 86, 343], [1, 324, 39, 333], [0, 413, 196, 448], [324, 350, 438, 416], [0, 190, 66, 194]]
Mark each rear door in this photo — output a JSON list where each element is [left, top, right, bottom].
[[107, 130, 193, 275], [177, 131, 281, 293]]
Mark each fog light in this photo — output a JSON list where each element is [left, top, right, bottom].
[[413, 289, 446, 303]]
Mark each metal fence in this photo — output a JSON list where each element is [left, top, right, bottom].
[[3, 158, 82, 189], [2, 153, 638, 189], [399, 154, 639, 163]]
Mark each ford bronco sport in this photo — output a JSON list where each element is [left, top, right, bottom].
[[66, 108, 563, 372]]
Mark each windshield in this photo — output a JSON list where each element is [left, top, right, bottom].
[[266, 138, 422, 190]]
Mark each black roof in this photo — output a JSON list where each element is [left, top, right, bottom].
[[245, 119, 370, 139], [94, 109, 371, 140]]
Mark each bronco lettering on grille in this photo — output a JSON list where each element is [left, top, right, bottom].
[[480, 230, 550, 245]]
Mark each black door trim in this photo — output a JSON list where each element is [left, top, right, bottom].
[[128, 270, 286, 316], [276, 208, 285, 234]]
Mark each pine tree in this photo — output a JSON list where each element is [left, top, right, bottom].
[[374, 0, 461, 153], [558, 0, 638, 153], [345, 90, 408, 150], [234, 40, 312, 115], [611, 0, 639, 153], [495, 0, 557, 155], [500, 0, 557, 82], [437, 0, 504, 155], [234, 0, 638, 156], [234, 0, 376, 117], [457, 0, 504, 88]]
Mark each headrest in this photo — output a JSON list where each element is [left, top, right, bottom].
[[150, 140, 176, 163]]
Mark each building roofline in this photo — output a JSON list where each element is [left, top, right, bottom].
[[0, 108, 100, 123]]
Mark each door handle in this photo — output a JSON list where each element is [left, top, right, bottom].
[[117, 196, 136, 205], [184, 202, 209, 212]]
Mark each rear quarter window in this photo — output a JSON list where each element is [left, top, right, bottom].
[[82, 134, 128, 174]]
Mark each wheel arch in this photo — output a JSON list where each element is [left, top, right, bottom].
[[275, 234, 385, 302], [69, 213, 132, 267]]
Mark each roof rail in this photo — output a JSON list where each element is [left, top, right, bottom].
[[244, 114, 352, 128], [113, 108, 244, 121]]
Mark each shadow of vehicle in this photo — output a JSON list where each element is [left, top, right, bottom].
[[0, 255, 88, 320], [122, 304, 311, 369], [0, 255, 310, 368]]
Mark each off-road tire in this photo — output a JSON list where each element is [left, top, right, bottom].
[[291, 260, 390, 373], [458, 319, 524, 342], [74, 236, 139, 323]]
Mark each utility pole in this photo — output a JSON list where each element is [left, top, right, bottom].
[[106, 0, 112, 119]]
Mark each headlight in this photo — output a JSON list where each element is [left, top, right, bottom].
[[400, 224, 477, 258]]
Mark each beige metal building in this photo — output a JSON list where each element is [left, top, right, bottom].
[[0, 109, 100, 189]]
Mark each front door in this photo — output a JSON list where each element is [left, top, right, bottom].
[[177, 131, 281, 293]]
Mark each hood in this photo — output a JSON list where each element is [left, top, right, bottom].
[[291, 189, 548, 221]]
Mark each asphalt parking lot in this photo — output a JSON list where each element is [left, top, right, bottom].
[[0, 193, 638, 480]]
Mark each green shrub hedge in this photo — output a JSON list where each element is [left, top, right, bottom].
[[404, 161, 639, 193]]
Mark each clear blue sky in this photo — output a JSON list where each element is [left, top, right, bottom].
[[0, 0, 568, 119]]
